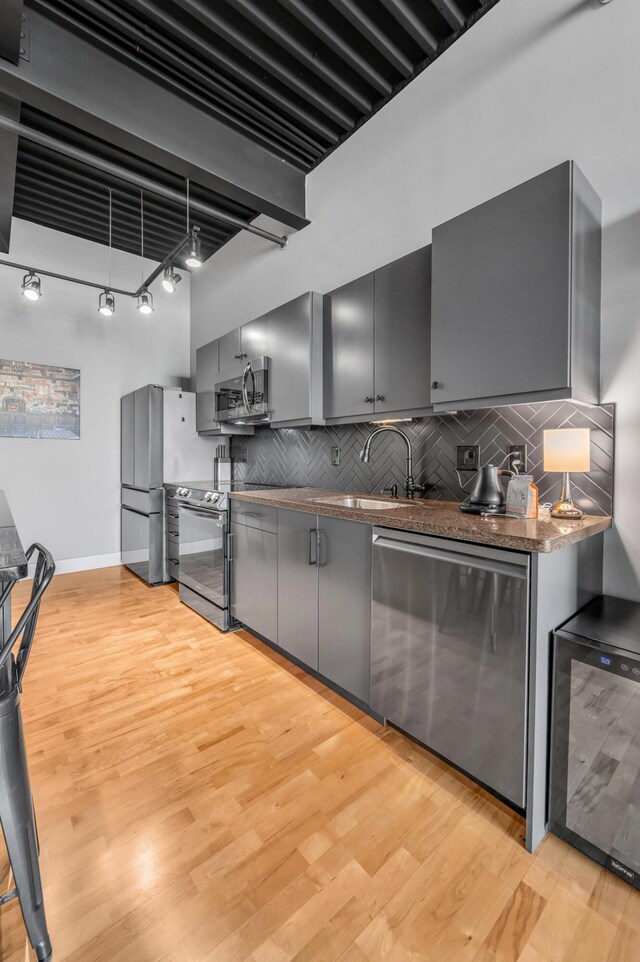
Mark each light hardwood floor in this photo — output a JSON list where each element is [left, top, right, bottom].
[[1, 565, 639, 961]]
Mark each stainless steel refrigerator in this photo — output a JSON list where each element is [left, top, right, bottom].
[[121, 385, 215, 584]]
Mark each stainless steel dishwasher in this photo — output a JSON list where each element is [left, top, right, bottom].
[[371, 528, 529, 808]]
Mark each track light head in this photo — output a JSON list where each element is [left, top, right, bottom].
[[162, 265, 182, 294], [137, 289, 154, 315], [98, 290, 115, 316], [184, 231, 202, 269], [21, 272, 41, 301]]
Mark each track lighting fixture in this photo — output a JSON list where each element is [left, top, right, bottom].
[[21, 272, 41, 301], [98, 290, 115, 316], [184, 232, 202, 269], [162, 265, 181, 294], [137, 289, 154, 315]]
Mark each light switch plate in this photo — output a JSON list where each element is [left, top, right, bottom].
[[456, 444, 479, 471]]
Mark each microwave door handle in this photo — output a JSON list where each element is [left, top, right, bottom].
[[242, 362, 255, 413]]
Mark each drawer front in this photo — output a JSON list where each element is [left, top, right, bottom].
[[166, 526, 180, 547], [166, 516, 179, 535], [166, 537, 179, 560], [165, 502, 180, 523], [230, 500, 278, 533], [122, 486, 163, 513]]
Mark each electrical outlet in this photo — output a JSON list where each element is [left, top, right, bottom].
[[507, 444, 528, 473], [330, 445, 341, 467], [238, 448, 248, 463], [456, 444, 480, 471]]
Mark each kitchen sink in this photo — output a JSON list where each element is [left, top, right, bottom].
[[310, 496, 405, 510]]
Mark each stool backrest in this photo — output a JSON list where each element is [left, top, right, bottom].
[[0, 544, 55, 688]]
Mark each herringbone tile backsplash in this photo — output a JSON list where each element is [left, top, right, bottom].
[[231, 401, 614, 516]]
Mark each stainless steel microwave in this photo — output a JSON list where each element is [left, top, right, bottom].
[[215, 356, 271, 424]]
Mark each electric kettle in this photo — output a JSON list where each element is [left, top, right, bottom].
[[459, 463, 514, 515]]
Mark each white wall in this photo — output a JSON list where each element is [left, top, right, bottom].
[[0, 218, 190, 571], [191, 0, 640, 600]]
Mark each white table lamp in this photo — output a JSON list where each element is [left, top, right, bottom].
[[543, 428, 591, 520]]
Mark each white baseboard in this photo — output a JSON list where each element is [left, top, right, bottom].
[[28, 553, 122, 577]]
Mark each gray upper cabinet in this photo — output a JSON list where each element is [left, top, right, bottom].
[[431, 161, 601, 410], [277, 508, 318, 670], [374, 247, 431, 416], [323, 273, 374, 420], [195, 339, 218, 434], [324, 247, 432, 423], [242, 313, 269, 360], [217, 315, 269, 378], [268, 292, 324, 427], [218, 328, 242, 375]]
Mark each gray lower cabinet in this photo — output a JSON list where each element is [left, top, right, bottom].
[[277, 508, 319, 669], [231, 520, 277, 641], [277, 508, 371, 701], [231, 503, 372, 705], [317, 516, 371, 703], [431, 161, 601, 410]]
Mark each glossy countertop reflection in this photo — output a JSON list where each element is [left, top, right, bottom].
[[229, 487, 612, 553]]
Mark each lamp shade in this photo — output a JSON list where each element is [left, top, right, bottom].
[[543, 429, 591, 473]]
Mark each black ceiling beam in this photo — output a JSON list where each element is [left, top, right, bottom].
[[0, 10, 309, 232], [33, 0, 322, 168], [0, 0, 23, 65], [0, 94, 20, 253]]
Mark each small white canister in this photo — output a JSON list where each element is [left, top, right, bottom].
[[505, 475, 539, 519]]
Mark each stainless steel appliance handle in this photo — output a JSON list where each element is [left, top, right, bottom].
[[179, 504, 225, 522], [226, 531, 234, 561], [242, 361, 255, 412], [307, 528, 317, 566], [373, 535, 528, 580]]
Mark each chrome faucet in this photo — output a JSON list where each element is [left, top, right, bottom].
[[359, 426, 424, 499]]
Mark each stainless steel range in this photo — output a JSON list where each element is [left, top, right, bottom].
[[164, 481, 275, 631]]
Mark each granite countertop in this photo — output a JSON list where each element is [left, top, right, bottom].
[[229, 487, 612, 553], [0, 491, 28, 581]]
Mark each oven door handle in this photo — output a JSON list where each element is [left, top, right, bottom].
[[242, 361, 255, 413], [179, 504, 225, 521]]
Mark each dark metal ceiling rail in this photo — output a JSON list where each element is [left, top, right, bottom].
[[0, 227, 202, 299], [0, 115, 288, 250]]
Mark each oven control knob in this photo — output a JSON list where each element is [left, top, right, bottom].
[[204, 492, 212, 501], [184, 490, 191, 498], [177, 487, 184, 496]]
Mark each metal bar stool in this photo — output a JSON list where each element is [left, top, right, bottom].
[[0, 544, 55, 962]]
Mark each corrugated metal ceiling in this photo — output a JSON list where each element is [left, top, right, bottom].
[[15, 0, 500, 258]]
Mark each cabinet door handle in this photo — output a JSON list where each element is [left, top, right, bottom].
[[364, 397, 374, 403], [316, 528, 327, 568], [432, 381, 441, 390], [307, 528, 317, 566], [375, 394, 384, 402]]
